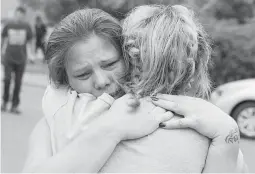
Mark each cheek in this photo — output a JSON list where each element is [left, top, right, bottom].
[[69, 78, 92, 94]]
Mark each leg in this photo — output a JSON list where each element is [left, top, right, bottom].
[[1, 61, 13, 111], [11, 63, 26, 111]]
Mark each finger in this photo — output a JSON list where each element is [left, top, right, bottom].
[[160, 118, 196, 129], [156, 93, 185, 102], [151, 99, 187, 116], [158, 111, 174, 123], [150, 106, 166, 114]]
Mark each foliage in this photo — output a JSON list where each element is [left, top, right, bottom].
[[21, 0, 255, 87], [209, 21, 255, 87], [214, 0, 254, 24], [44, 0, 79, 23]]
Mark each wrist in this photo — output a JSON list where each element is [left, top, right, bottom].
[[212, 125, 240, 155], [210, 138, 239, 164]]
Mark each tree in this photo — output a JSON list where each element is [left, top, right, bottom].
[[214, 0, 254, 24], [44, 0, 79, 23]]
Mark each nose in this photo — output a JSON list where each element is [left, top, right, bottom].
[[93, 70, 111, 90]]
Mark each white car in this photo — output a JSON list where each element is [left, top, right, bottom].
[[210, 78, 255, 139]]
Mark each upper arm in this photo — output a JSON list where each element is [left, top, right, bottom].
[[22, 118, 52, 172]]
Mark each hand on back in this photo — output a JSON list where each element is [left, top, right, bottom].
[[151, 94, 239, 143], [99, 94, 174, 141]]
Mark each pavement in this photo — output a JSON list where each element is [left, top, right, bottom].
[[1, 63, 255, 173]]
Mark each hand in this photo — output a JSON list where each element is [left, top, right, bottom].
[[151, 94, 239, 143], [98, 94, 174, 141], [28, 51, 36, 61]]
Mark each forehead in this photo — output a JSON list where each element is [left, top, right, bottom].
[[66, 35, 119, 68]]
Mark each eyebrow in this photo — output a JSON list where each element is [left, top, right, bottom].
[[100, 57, 119, 64], [73, 65, 92, 75]]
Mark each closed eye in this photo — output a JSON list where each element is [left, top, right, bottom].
[[76, 72, 92, 79], [102, 60, 119, 69]]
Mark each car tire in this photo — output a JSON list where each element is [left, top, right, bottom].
[[232, 101, 255, 139]]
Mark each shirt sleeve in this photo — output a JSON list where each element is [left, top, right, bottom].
[[42, 85, 69, 119], [1, 23, 9, 39]]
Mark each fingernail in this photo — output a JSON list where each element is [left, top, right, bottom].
[[151, 96, 158, 101], [159, 123, 165, 128]]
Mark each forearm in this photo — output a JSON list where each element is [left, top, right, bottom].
[[26, 40, 34, 56], [1, 38, 7, 52], [203, 142, 239, 172], [24, 123, 120, 173], [203, 128, 248, 173]]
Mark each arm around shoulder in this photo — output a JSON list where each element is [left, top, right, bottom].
[[22, 115, 122, 172]]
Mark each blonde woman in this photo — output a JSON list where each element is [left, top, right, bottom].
[[23, 6, 247, 173]]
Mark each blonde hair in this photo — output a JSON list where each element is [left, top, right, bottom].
[[121, 4, 212, 99]]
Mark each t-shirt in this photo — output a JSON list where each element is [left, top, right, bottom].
[[2, 20, 33, 64]]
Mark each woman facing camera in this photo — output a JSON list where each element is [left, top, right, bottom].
[[23, 5, 247, 173]]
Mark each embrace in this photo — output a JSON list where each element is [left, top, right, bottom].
[[23, 4, 248, 173]]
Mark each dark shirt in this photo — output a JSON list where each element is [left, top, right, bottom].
[[35, 23, 46, 41], [2, 20, 33, 64]]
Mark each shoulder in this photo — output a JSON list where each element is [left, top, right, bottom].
[[2, 21, 13, 29], [151, 127, 210, 171], [157, 117, 210, 150], [153, 125, 209, 149], [42, 85, 70, 119]]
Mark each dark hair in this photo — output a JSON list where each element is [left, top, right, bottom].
[[36, 16, 42, 21], [45, 8, 122, 87], [16, 6, 26, 14]]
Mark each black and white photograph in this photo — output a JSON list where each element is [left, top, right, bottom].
[[1, 0, 255, 173]]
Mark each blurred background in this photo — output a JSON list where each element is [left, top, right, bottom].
[[1, 0, 255, 173]]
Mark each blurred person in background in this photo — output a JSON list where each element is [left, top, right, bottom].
[[1, 6, 34, 114], [34, 15, 47, 63]]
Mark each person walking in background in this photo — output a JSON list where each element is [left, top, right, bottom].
[[1, 6, 33, 114], [35, 16, 47, 63]]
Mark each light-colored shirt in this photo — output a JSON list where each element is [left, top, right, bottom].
[[42, 85, 209, 172]]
